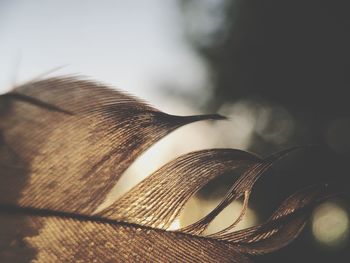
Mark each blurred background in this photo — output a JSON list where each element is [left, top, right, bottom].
[[0, 0, 349, 262]]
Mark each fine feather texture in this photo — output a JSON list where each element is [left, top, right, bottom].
[[99, 149, 261, 228], [0, 77, 224, 214], [0, 205, 252, 263], [180, 147, 304, 235], [217, 185, 327, 246], [0, 184, 327, 263], [0, 76, 333, 262]]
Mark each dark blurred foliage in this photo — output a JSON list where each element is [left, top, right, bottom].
[[180, 0, 349, 262]]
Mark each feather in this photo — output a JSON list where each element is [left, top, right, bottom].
[[0, 204, 252, 263], [180, 147, 303, 235], [0, 76, 333, 262], [99, 149, 261, 228], [0, 77, 224, 213], [216, 185, 327, 245], [0, 185, 328, 262]]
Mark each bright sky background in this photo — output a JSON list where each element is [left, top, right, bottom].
[[0, 0, 263, 189], [0, 0, 260, 232], [0, 0, 208, 110]]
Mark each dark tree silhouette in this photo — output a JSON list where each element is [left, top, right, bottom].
[[180, 0, 350, 262]]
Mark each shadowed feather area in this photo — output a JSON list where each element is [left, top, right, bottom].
[[0, 77, 333, 262]]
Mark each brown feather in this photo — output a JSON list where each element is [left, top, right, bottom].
[[0, 76, 333, 262], [0, 77, 223, 214]]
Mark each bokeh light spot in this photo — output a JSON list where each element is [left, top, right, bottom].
[[312, 201, 349, 248]]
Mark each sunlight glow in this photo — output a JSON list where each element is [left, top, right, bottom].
[[179, 197, 257, 234], [168, 219, 181, 231]]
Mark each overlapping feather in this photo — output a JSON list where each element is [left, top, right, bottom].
[[0, 77, 331, 262]]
